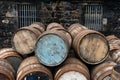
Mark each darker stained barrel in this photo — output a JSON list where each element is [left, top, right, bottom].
[[111, 64, 120, 80], [35, 30, 69, 66], [73, 29, 109, 64], [54, 57, 90, 80], [0, 58, 15, 80], [68, 23, 88, 39], [91, 61, 116, 80], [29, 22, 45, 33], [17, 56, 53, 80], [46, 22, 65, 30], [12, 26, 42, 55], [0, 48, 23, 73]]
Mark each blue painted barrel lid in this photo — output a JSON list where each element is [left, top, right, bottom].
[[35, 31, 69, 66]]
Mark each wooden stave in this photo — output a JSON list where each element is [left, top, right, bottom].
[[17, 56, 53, 80], [73, 30, 109, 64], [54, 57, 90, 80], [47, 22, 65, 30], [12, 26, 41, 54], [35, 30, 69, 66], [68, 23, 88, 38], [29, 22, 45, 33], [91, 61, 116, 80], [0, 58, 15, 80]]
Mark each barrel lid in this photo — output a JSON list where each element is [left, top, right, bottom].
[[35, 30, 69, 66]]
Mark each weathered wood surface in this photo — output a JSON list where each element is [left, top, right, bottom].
[[0, 58, 15, 80], [55, 57, 90, 80], [17, 56, 53, 80], [47, 22, 65, 30], [35, 30, 69, 66], [73, 30, 109, 64], [68, 23, 88, 38], [0, 48, 22, 73], [12, 27, 41, 54], [91, 61, 116, 80], [111, 64, 120, 80], [29, 22, 45, 33]]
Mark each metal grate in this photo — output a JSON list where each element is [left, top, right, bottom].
[[85, 4, 103, 31], [17, 4, 37, 27]]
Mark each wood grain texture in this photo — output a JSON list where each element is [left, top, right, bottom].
[[111, 65, 120, 80], [55, 57, 90, 80], [17, 56, 53, 80], [30, 22, 45, 33], [91, 61, 116, 80], [35, 34, 68, 66], [47, 22, 65, 30], [12, 27, 41, 54], [0, 48, 22, 73], [68, 23, 88, 39], [0, 59, 15, 80], [73, 30, 109, 64]]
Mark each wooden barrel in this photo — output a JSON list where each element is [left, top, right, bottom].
[[111, 64, 120, 80], [106, 35, 119, 42], [12, 26, 42, 54], [46, 22, 65, 30], [110, 49, 120, 64], [54, 57, 90, 80], [91, 61, 116, 80], [29, 22, 45, 33], [35, 30, 69, 66], [68, 23, 88, 39], [73, 29, 109, 64], [17, 56, 53, 80], [0, 58, 15, 80], [55, 29, 72, 47], [0, 48, 23, 73], [106, 35, 120, 51]]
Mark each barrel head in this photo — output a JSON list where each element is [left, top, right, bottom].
[[35, 34, 68, 66]]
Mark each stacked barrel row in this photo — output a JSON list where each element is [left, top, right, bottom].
[[0, 22, 119, 80]]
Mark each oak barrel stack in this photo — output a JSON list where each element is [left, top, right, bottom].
[[17, 56, 53, 80], [68, 23, 109, 64], [54, 57, 90, 80], [0, 48, 22, 73], [91, 61, 116, 80], [35, 30, 70, 66], [12, 22, 45, 55], [0, 58, 15, 80]]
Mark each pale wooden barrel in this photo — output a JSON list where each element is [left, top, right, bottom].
[[0, 48, 23, 73], [0, 58, 15, 80], [54, 57, 90, 80], [73, 30, 109, 64], [91, 61, 116, 80], [46, 22, 65, 30], [106, 35, 120, 51], [12, 26, 42, 54], [29, 22, 45, 33], [17, 56, 53, 80], [110, 49, 120, 64], [111, 64, 120, 80], [35, 30, 69, 66], [68, 23, 88, 39]]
